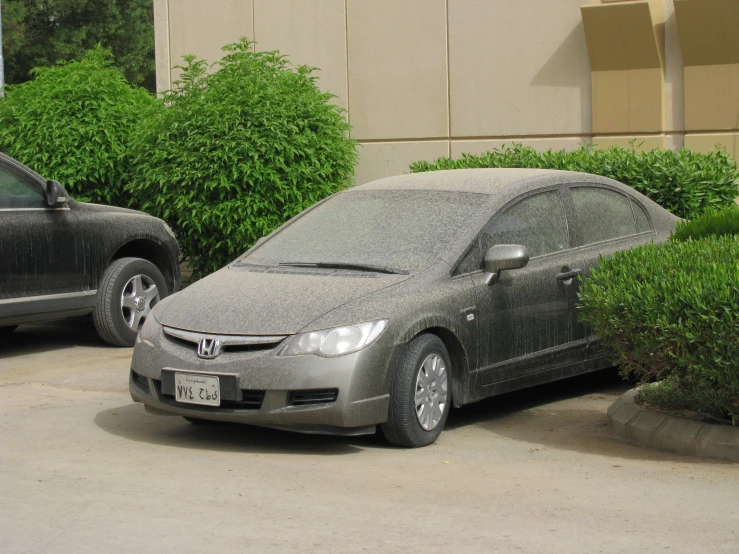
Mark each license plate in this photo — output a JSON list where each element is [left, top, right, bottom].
[[174, 372, 220, 406]]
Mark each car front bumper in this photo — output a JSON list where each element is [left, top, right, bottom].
[[129, 326, 399, 435]]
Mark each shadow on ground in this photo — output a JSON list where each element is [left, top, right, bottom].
[[447, 368, 723, 463], [94, 402, 385, 456], [0, 318, 109, 359]]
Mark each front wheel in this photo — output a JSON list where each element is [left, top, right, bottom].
[[93, 257, 168, 347], [381, 334, 452, 448]]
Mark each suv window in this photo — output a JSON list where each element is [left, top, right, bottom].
[[453, 189, 569, 275], [0, 163, 45, 209], [571, 186, 636, 246]]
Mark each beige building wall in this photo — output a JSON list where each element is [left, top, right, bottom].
[[155, 0, 730, 185]]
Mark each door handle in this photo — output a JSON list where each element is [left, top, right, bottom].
[[556, 269, 582, 281]]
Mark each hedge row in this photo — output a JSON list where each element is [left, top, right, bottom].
[[578, 236, 739, 423], [410, 143, 739, 220]]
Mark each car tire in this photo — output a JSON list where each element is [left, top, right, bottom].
[[93, 257, 168, 347], [381, 334, 452, 448]]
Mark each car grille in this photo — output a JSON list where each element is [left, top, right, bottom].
[[162, 327, 287, 354], [289, 389, 339, 406], [130, 369, 151, 394]]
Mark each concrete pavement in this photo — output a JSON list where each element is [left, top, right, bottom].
[[1, 320, 737, 553]]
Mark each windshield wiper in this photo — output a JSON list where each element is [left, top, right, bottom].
[[278, 261, 409, 275]]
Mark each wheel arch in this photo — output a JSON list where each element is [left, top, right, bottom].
[[400, 323, 471, 409], [109, 239, 176, 294]]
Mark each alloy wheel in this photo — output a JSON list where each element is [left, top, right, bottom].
[[120, 274, 160, 332], [414, 353, 448, 431]]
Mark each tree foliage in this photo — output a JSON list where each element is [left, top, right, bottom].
[[126, 38, 358, 279], [1, 0, 156, 91], [0, 47, 160, 205]]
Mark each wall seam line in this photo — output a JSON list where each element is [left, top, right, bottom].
[[444, 0, 451, 158], [166, 0, 172, 92], [344, 0, 351, 133], [252, 0, 256, 51]]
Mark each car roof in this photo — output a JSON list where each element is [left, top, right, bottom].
[[353, 168, 623, 197]]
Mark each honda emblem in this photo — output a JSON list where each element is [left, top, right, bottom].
[[197, 337, 221, 359]]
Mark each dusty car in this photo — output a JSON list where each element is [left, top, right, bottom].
[[0, 152, 181, 346], [129, 169, 679, 447]]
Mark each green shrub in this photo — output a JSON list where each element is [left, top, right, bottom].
[[126, 38, 357, 279], [638, 375, 723, 421], [0, 46, 160, 205], [671, 205, 739, 242], [410, 143, 739, 220], [578, 236, 739, 423]]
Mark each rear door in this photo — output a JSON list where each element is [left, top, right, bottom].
[[564, 184, 657, 355]]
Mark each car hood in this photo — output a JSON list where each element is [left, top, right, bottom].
[[157, 265, 413, 335]]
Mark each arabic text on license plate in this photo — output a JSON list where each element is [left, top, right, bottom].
[[174, 372, 220, 406]]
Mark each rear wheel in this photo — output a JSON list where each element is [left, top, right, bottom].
[[93, 257, 167, 347], [381, 334, 451, 448]]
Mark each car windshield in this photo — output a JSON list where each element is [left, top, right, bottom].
[[241, 190, 487, 271]]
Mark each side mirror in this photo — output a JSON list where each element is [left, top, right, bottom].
[[483, 244, 530, 285], [45, 180, 69, 208]]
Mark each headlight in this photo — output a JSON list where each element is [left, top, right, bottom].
[[279, 320, 388, 358], [138, 310, 160, 343]]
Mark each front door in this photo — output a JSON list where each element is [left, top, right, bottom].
[[471, 188, 584, 385], [0, 159, 82, 300]]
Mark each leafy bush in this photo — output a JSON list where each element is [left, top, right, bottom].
[[126, 38, 357, 279], [0, 47, 160, 205], [578, 236, 739, 423], [410, 143, 739, 219], [638, 375, 724, 422], [672, 205, 739, 242]]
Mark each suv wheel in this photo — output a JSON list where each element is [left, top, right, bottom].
[[93, 257, 168, 347]]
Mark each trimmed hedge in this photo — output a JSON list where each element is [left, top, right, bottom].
[[126, 39, 357, 279], [0, 47, 160, 205], [410, 143, 739, 220], [578, 236, 739, 424], [672, 205, 739, 242]]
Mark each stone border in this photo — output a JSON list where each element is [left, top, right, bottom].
[[608, 389, 739, 462]]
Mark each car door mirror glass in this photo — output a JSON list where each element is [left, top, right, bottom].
[[45, 180, 69, 207], [483, 244, 530, 285]]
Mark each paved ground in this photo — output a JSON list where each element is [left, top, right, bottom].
[[1, 320, 738, 553]]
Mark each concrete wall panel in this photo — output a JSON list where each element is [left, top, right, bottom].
[[451, 137, 590, 158], [346, 0, 449, 140], [684, 133, 739, 158], [254, 0, 348, 110], [593, 135, 667, 151], [448, 0, 592, 138], [354, 141, 449, 185], [168, 0, 254, 83]]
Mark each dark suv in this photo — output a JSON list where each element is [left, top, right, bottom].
[[0, 153, 180, 346]]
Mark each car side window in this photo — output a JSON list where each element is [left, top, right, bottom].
[[571, 187, 637, 246], [482, 190, 569, 258], [632, 199, 651, 232], [0, 163, 45, 209], [452, 243, 482, 276]]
